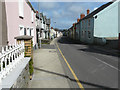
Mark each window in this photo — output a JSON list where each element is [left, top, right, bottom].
[[85, 31, 86, 36], [30, 28, 34, 36], [88, 19, 90, 26], [27, 28, 30, 35], [24, 28, 26, 35], [95, 15, 97, 19], [82, 31, 84, 36], [88, 31, 91, 39], [19, 0, 24, 18], [30, 29, 31, 36], [19, 26, 24, 35]]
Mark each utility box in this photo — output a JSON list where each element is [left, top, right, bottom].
[[15, 35, 33, 57]]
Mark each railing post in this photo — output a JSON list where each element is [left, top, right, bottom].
[[1, 47, 5, 54], [0, 41, 25, 79]]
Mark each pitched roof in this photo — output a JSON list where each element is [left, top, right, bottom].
[[26, 0, 36, 13], [81, 1, 113, 20]]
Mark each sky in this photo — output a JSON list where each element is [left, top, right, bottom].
[[30, 1, 110, 29]]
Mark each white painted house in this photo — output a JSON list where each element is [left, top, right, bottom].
[[94, 0, 119, 38]]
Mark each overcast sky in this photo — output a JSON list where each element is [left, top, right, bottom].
[[30, 1, 110, 29]]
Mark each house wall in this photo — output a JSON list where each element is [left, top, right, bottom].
[[5, 0, 36, 46], [119, 1, 120, 49], [118, 1, 120, 33], [94, 1, 118, 38], [0, 1, 8, 52], [80, 17, 94, 44], [76, 23, 80, 40], [0, 1, 2, 50]]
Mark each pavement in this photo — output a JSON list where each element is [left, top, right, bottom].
[[57, 36, 119, 89], [28, 38, 70, 88]]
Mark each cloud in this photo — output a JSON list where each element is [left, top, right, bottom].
[[68, 5, 84, 13], [39, 2, 58, 9], [52, 11, 61, 18], [31, 2, 107, 29]]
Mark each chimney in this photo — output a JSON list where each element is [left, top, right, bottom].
[[73, 23, 74, 26], [87, 9, 90, 15], [36, 11, 38, 13], [80, 14, 85, 19], [77, 19, 80, 23]]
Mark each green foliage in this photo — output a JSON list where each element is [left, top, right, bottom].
[[29, 40, 34, 75], [29, 58, 33, 75]]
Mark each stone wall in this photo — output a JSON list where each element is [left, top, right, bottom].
[[11, 63, 30, 88]]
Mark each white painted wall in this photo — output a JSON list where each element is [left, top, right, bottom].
[[94, 1, 119, 38], [118, 2, 120, 33], [18, 0, 24, 17]]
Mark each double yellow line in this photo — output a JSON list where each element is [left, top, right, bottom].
[[56, 43, 84, 90]]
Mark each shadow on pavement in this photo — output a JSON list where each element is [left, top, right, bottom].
[[58, 36, 119, 58], [78, 47, 119, 57], [34, 67, 115, 89]]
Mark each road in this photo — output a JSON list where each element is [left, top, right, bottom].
[[55, 36, 119, 89]]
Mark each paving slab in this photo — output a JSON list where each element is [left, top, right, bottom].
[[28, 45, 70, 88]]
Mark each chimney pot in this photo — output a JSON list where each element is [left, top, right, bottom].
[[87, 9, 90, 15], [77, 19, 80, 23], [80, 14, 85, 19]]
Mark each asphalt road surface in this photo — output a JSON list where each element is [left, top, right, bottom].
[[56, 36, 119, 89]]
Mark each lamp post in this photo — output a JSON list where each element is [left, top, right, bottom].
[[38, 1, 41, 48], [53, 22, 57, 38]]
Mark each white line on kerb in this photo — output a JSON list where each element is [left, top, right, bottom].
[[93, 57, 120, 71]]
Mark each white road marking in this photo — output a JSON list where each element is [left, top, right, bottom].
[[79, 49, 120, 71], [78, 48, 119, 71], [93, 56, 120, 71]]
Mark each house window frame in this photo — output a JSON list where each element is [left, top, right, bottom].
[[88, 31, 91, 39], [27, 27, 30, 36], [24, 28, 27, 35], [88, 19, 91, 27], [19, 25, 24, 36], [82, 31, 84, 36], [30, 27, 34, 36], [18, 0, 24, 18]]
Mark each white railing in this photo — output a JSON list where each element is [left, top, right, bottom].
[[0, 42, 24, 80]]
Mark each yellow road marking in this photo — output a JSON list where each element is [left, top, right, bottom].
[[56, 43, 84, 90]]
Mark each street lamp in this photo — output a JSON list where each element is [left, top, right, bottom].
[[38, 1, 41, 48], [53, 22, 57, 38]]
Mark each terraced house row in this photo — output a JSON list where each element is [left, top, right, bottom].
[[0, 0, 54, 51], [67, 0, 120, 49]]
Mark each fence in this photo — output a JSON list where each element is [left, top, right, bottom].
[[0, 42, 24, 80]]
